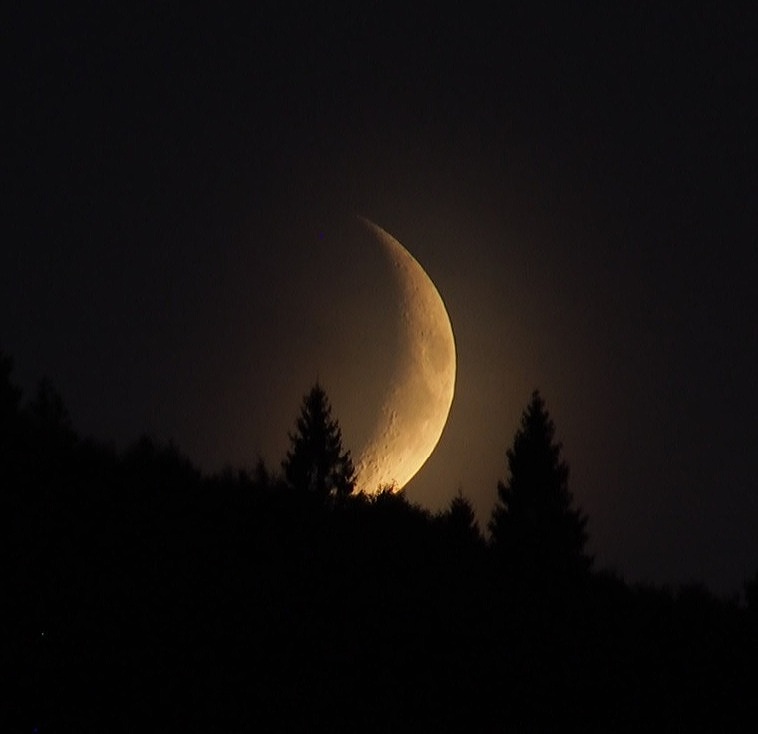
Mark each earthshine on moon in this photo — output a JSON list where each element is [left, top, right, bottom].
[[354, 218, 456, 493]]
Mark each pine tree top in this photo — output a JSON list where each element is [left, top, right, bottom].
[[282, 383, 355, 502], [490, 390, 591, 578]]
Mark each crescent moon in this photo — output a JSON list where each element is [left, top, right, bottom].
[[354, 218, 456, 493]]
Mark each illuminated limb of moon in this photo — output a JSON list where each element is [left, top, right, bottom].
[[354, 218, 456, 493]]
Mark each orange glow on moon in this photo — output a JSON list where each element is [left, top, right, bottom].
[[354, 219, 456, 493]]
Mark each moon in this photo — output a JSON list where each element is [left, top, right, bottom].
[[354, 218, 456, 493]]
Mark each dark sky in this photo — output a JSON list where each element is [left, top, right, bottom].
[[4, 3, 757, 594]]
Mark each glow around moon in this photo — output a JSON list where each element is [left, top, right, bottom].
[[354, 218, 456, 493]]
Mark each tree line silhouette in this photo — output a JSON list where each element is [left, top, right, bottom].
[[4, 350, 758, 732]]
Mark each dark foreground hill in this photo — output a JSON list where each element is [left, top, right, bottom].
[[4, 364, 758, 732]]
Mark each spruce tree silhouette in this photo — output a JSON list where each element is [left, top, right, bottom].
[[442, 490, 483, 547], [0, 350, 22, 424], [489, 390, 591, 580], [282, 383, 355, 502], [27, 378, 75, 438], [745, 569, 758, 616], [1, 351, 23, 472]]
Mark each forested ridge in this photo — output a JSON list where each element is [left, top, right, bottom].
[[4, 354, 758, 732]]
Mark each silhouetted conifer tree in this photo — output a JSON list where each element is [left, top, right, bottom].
[[1, 351, 23, 459], [27, 378, 73, 431], [442, 490, 483, 546], [0, 350, 22, 424], [252, 456, 273, 490], [282, 383, 355, 502], [1, 351, 23, 485], [489, 390, 591, 579], [745, 570, 758, 614]]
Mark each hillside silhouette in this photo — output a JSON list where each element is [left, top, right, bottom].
[[4, 351, 758, 732]]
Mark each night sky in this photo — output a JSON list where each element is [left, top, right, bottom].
[[4, 4, 757, 594]]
